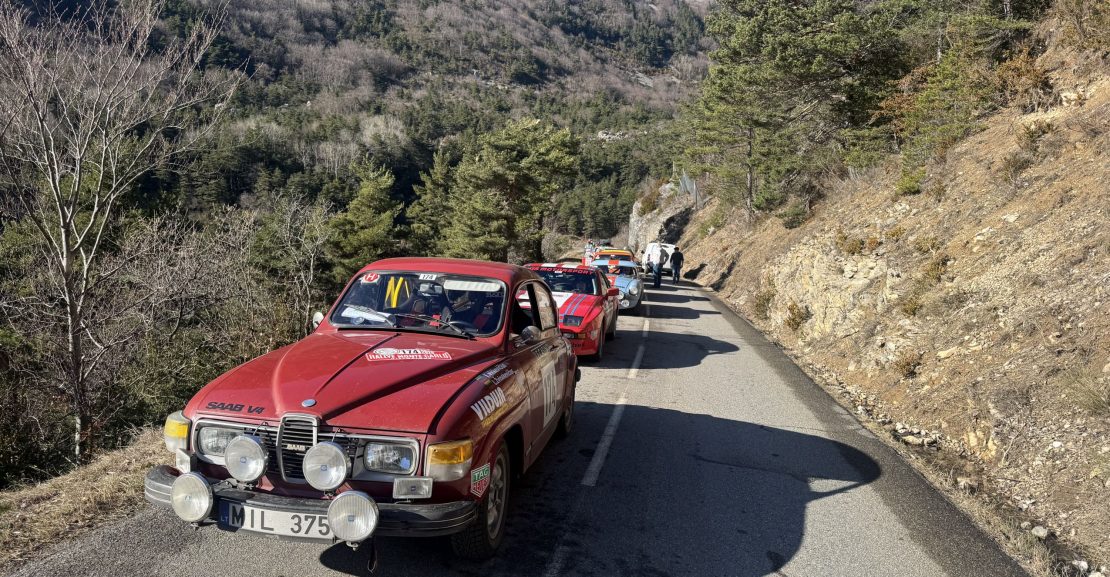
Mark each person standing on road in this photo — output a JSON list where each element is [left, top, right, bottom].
[[670, 246, 684, 284], [652, 254, 663, 288]]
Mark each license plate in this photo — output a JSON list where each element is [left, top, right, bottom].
[[219, 502, 332, 540]]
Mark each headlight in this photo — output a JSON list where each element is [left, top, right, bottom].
[[197, 426, 239, 458], [426, 439, 472, 482], [225, 435, 267, 482], [303, 442, 349, 491], [364, 442, 416, 475], [629, 284, 641, 295], [327, 491, 378, 542], [170, 472, 213, 523], [562, 315, 584, 327], [163, 411, 190, 453]]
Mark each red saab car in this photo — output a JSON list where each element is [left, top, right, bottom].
[[525, 263, 618, 361], [146, 258, 577, 560]]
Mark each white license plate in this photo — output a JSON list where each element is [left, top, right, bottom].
[[219, 502, 332, 540]]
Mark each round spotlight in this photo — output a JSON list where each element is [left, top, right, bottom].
[[225, 435, 267, 482], [170, 472, 213, 523], [303, 441, 348, 491], [327, 491, 379, 542]]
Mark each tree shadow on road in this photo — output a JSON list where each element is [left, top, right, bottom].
[[317, 404, 880, 577]]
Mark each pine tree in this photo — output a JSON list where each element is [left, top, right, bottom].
[[407, 149, 453, 257], [327, 163, 401, 282]]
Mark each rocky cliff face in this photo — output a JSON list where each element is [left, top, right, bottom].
[[627, 182, 694, 253], [654, 54, 1110, 567]]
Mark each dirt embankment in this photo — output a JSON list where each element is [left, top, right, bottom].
[[659, 49, 1110, 572]]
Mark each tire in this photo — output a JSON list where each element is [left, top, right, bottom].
[[451, 444, 510, 560], [555, 382, 575, 439]]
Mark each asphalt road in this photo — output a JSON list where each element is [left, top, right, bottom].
[[9, 284, 1028, 577]]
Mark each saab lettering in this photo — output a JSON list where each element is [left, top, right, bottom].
[[205, 402, 265, 414], [470, 388, 507, 421]]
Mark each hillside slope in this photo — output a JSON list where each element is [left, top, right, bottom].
[[649, 46, 1109, 566]]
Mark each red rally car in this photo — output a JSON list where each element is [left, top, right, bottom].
[[146, 258, 578, 560], [525, 263, 618, 361]]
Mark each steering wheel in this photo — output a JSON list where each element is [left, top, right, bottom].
[[447, 320, 480, 333]]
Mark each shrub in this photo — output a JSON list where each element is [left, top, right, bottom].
[[835, 230, 864, 255], [637, 186, 662, 216], [996, 47, 1053, 113], [753, 284, 776, 320], [895, 168, 925, 196], [899, 293, 924, 316], [864, 234, 881, 253], [885, 226, 906, 241], [913, 235, 941, 254], [778, 202, 809, 229], [784, 301, 811, 332], [922, 253, 950, 283], [893, 350, 923, 378]]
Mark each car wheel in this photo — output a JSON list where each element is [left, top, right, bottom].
[[451, 444, 510, 560], [555, 382, 575, 439]]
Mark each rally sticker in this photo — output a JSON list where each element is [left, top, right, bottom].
[[470, 464, 491, 497], [478, 363, 516, 387], [360, 272, 380, 284], [471, 387, 507, 421], [365, 348, 452, 361], [418, 273, 438, 281]]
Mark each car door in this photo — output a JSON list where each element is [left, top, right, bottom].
[[597, 269, 617, 327], [508, 282, 561, 464], [524, 282, 566, 453]]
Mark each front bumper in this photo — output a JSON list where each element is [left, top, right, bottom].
[[617, 291, 641, 310], [144, 465, 476, 538]]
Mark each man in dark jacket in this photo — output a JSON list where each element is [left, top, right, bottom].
[[670, 247, 685, 284]]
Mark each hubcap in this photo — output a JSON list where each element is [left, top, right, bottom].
[[485, 453, 507, 539]]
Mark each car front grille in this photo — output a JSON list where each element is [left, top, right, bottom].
[[277, 415, 318, 483]]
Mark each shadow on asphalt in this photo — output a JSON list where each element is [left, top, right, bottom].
[[315, 402, 881, 577]]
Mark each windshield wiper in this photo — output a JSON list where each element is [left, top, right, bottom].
[[389, 313, 475, 339]]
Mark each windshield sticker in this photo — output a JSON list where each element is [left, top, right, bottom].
[[442, 279, 501, 292], [360, 272, 380, 284], [365, 348, 451, 361], [470, 463, 491, 498], [470, 387, 507, 421], [418, 273, 438, 281]]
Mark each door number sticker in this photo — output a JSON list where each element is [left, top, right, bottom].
[[541, 361, 558, 427]]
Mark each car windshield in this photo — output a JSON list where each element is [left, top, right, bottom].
[[531, 268, 599, 295], [330, 271, 506, 337]]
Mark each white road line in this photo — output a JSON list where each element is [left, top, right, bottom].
[[582, 310, 649, 486], [542, 304, 653, 577]]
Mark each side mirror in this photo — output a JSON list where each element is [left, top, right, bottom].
[[520, 325, 542, 344], [311, 311, 324, 329], [606, 287, 619, 297]]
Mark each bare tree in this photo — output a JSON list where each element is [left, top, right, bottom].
[[0, 0, 240, 462]]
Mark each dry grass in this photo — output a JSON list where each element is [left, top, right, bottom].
[[785, 301, 811, 332], [0, 429, 168, 570], [1065, 368, 1110, 416]]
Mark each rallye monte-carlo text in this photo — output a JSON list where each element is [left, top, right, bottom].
[[146, 258, 578, 560], [525, 262, 618, 361]]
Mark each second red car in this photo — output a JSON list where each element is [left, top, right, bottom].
[[526, 263, 618, 361]]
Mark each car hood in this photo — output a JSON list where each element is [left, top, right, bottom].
[[186, 331, 501, 433], [606, 275, 638, 290], [551, 291, 603, 322]]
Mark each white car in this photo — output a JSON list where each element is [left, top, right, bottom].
[[641, 242, 676, 274]]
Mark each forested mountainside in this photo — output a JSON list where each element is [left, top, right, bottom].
[[0, 0, 708, 487], [627, 0, 1108, 569]]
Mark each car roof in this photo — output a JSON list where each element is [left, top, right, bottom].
[[360, 257, 539, 285]]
